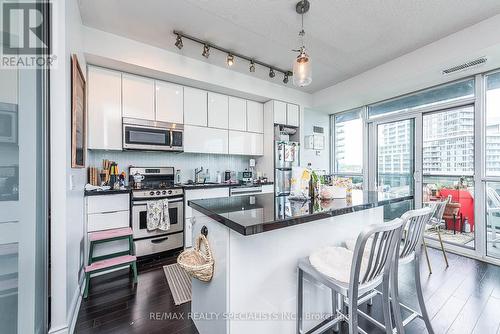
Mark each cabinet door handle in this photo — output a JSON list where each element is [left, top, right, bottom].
[[99, 210, 121, 214]]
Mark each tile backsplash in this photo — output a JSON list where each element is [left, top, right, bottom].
[[88, 150, 256, 183]]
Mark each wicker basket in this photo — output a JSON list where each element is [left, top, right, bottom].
[[177, 234, 214, 282]]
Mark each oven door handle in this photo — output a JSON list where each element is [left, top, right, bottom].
[[151, 236, 169, 244], [133, 198, 183, 206]]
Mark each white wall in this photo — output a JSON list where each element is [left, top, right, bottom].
[[49, 0, 86, 333], [313, 14, 500, 113], [81, 26, 312, 108], [300, 108, 330, 171]]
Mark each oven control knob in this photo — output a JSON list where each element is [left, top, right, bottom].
[[156, 191, 161, 195], [149, 191, 154, 196], [168, 190, 172, 195], [162, 190, 167, 195]]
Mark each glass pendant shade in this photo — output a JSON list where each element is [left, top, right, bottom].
[[293, 48, 312, 87]]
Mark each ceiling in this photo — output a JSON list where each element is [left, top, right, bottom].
[[78, 0, 500, 93]]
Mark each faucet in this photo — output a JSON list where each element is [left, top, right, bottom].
[[195, 167, 204, 183]]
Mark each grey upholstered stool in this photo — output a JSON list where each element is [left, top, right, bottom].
[[297, 218, 405, 334]]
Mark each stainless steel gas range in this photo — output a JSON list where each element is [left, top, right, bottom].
[[129, 167, 184, 257]]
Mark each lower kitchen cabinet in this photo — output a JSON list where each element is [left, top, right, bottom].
[[184, 125, 229, 154], [185, 187, 229, 248], [228, 130, 263, 156], [85, 193, 131, 275]]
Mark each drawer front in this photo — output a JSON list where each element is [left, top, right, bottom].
[[88, 210, 130, 232], [135, 232, 183, 257], [87, 193, 130, 214]]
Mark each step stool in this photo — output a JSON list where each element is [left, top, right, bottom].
[[84, 227, 137, 298]]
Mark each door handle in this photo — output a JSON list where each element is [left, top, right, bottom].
[[151, 237, 169, 244]]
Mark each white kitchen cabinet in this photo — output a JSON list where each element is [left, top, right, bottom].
[[87, 66, 123, 150], [155, 80, 183, 124], [246, 101, 264, 133], [228, 97, 246, 131], [185, 187, 229, 248], [273, 100, 287, 125], [122, 73, 155, 120], [208, 92, 229, 129], [287, 103, 300, 127], [184, 125, 228, 154], [228, 130, 263, 156], [85, 193, 130, 275], [184, 87, 208, 126]]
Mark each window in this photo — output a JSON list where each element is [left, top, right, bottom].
[[486, 72, 500, 177], [333, 108, 363, 174], [331, 108, 364, 189], [369, 79, 475, 119]]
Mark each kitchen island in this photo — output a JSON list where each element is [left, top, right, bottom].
[[188, 190, 413, 334]]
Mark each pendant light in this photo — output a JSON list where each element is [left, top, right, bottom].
[[293, 0, 312, 87]]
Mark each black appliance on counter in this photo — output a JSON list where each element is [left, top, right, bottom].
[[129, 166, 184, 257]]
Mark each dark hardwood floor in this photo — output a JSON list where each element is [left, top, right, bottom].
[[75, 247, 500, 334]]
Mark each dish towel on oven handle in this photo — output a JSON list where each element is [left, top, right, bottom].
[[146, 198, 170, 231]]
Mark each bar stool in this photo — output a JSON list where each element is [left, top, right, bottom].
[[345, 207, 435, 334], [297, 218, 404, 334], [423, 195, 451, 273]]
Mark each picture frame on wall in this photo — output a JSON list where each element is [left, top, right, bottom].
[[71, 54, 86, 168]]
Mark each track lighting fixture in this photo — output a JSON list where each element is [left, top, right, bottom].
[[175, 34, 183, 50], [226, 53, 235, 66], [269, 68, 275, 78], [283, 72, 289, 84], [172, 30, 292, 81], [202, 44, 210, 58]]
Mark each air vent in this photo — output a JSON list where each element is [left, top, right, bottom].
[[442, 57, 487, 75]]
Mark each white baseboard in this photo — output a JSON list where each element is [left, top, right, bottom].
[[49, 279, 83, 334]]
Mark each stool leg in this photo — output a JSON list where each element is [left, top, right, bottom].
[[348, 295, 359, 334], [88, 241, 95, 265], [414, 254, 434, 334], [332, 290, 340, 332], [83, 273, 90, 299], [382, 273, 394, 334], [436, 226, 449, 268], [128, 235, 135, 255], [422, 239, 432, 274], [297, 268, 304, 334], [132, 262, 138, 285], [390, 259, 405, 334]]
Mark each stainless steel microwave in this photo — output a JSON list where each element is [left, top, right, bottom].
[[122, 118, 183, 152]]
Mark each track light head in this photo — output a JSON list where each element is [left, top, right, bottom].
[[269, 68, 275, 78], [226, 53, 235, 66], [283, 72, 289, 84], [175, 34, 183, 50], [249, 61, 256, 73], [202, 44, 210, 58]]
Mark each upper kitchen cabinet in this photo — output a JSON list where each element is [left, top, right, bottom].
[[122, 73, 155, 120], [184, 87, 207, 126], [246, 101, 264, 133], [87, 66, 123, 150], [272, 100, 287, 125], [228, 97, 246, 131], [184, 125, 228, 154], [286, 103, 300, 127], [208, 92, 229, 129], [155, 80, 183, 124], [228, 131, 263, 156]]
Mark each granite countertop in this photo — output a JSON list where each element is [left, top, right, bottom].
[[84, 182, 274, 196], [188, 190, 414, 236], [182, 181, 273, 189], [84, 188, 132, 196]]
